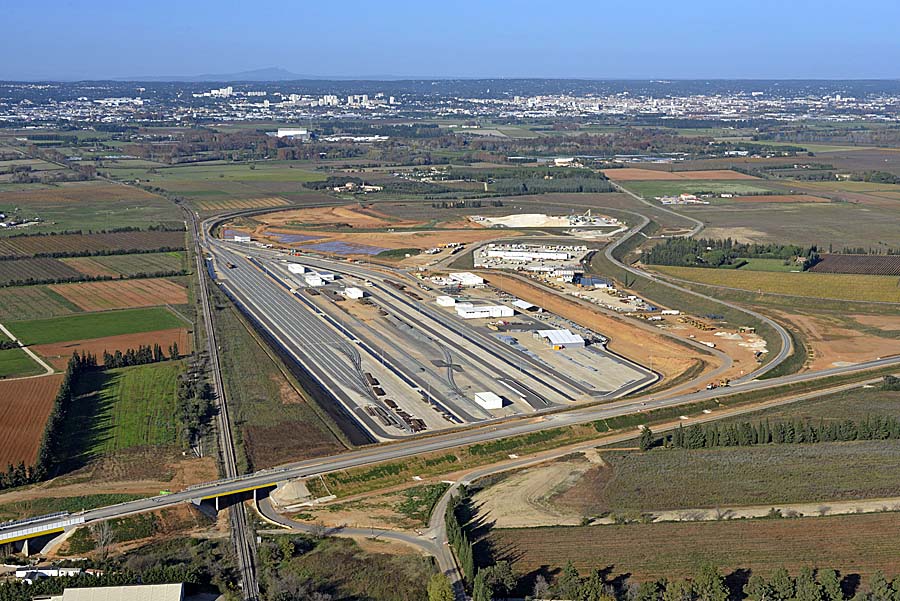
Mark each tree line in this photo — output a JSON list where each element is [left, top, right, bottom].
[[0, 269, 186, 289], [0, 245, 184, 262], [645, 413, 900, 451], [446, 487, 476, 583], [643, 238, 820, 269], [0, 565, 201, 601], [511, 561, 900, 601], [101, 342, 180, 370]]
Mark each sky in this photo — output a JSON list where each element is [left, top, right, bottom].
[[3, 0, 900, 80]]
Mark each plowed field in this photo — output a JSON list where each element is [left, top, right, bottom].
[[0, 375, 63, 466], [49, 278, 187, 311]]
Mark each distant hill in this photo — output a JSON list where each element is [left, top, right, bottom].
[[115, 67, 417, 82]]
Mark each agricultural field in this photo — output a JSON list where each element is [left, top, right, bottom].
[[0, 181, 183, 235], [48, 277, 188, 311], [617, 180, 777, 198], [810, 253, 900, 275], [32, 327, 192, 370], [485, 512, 900, 582], [714, 386, 900, 425], [63, 251, 184, 277], [7, 306, 185, 345], [194, 196, 291, 212], [650, 266, 900, 303], [735, 258, 803, 272], [0, 257, 82, 286], [0, 375, 63, 466], [63, 362, 182, 462], [0, 230, 185, 258], [0, 347, 42, 378], [0, 286, 81, 322], [554, 442, 900, 514]]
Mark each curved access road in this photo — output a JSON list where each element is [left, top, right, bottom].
[[605, 183, 793, 381]]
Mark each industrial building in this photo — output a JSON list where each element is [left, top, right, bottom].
[[276, 127, 310, 139], [537, 329, 586, 348], [455, 303, 514, 319], [233, 234, 251, 243], [449, 272, 484, 287], [435, 295, 457, 307], [287, 263, 306, 275], [342, 286, 365, 299], [474, 391, 504, 409]]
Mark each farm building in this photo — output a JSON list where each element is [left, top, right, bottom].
[[449, 272, 484, 287], [536, 329, 585, 348], [455, 303, 514, 319], [474, 391, 504, 410]]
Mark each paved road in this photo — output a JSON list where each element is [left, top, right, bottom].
[[602, 186, 794, 381]]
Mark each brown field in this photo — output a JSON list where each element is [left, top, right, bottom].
[[0, 257, 82, 285], [0, 231, 185, 259], [195, 196, 291, 211], [478, 271, 713, 385], [0, 182, 159, 205], [49, 278, 188, 311], [810, 254, 900, 275], [258, 204, 427, 229], [487, 512, 900, 581], [603, 168, 759, 181], [32, 328, 192, 370], [731, 194, 831, 203], [61, 257, 119, 278], [0, 375, 64, 466]]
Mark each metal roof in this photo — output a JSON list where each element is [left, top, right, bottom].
[[538, 329, 584, 345]]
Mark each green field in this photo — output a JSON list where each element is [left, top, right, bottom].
[[144, 162, 324, 183], [651, 265, 900, 303], [0, 286, 82, 322], [0, 347, 42, 378], [8, 306, 184, 345], [65, 362, 182, 457], [84, 251, 185, 275], [0, 493, 147, 521], [717, 386, 900, 424], [620, 180, 774, 198], [737, 257, 803, 272], [580, 441, 900, 513]]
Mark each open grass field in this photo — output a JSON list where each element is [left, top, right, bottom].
[[650, 266, 900, 303], [0, 257, 82, 286], [63, 362, 182, 461], [486, 511, 900, 582], [210, 285, 347, 470], [49, 277, 188, 311], [33, 327, 192, 370], [63, 251, 184, 278], [618, 180, 776, 198], [736, 258, 802, 272], [0, 181, 183, 235], [0, 286, 81, 322], [8, 306, 185, 345], [0, 231, 185, 258], [727, 194, 831, 203], [562, 442, 900, 513], [0, 347, 43, 378], [603, 168, 760, 181], [716, 387, 900, 424], [0, 374, 63, 466]]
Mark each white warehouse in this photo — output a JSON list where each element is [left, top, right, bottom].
[[342, 287, 365, 299], [449, 272, 484, 287], [485, 249, 569, 261], [537, 329, 586, 348], [474, 391, 504, 410], [455, 303, 514, 319], [287, 263, 306, 274]]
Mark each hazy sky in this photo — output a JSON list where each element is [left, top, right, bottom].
[[4, 0, 899, 80]]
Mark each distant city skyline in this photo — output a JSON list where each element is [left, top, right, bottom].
[[3, 0, 899, 81]]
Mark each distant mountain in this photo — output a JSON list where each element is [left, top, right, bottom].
[[114, 67, 422, 82]]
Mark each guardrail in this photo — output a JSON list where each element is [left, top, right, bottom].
[[0, 516, 84, 544], [0, 511, 69, 532]]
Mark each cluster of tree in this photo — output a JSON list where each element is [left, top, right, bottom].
[[431, 200, 505, 209], [847, 170, 900, 184], [0, 462, 36, 490], [448, 166, 610, 182], [303, 175, 454, 195], [643, 238, 820, 269], [491, 177, 614, 195], [446, 488, 476, 582], [318, 122, 444, 139], [102, 343, 180, 370], [755, 126, 900, 148], [0, 269, 186, 289], [0, 566, 201, 600], [31, 352, 98, 483], [883, 375, 900, 391], [838, 246, 900, 255], [660, 415, 900, 450], [522, 562, 900, 601], [0, 340, 18, 351], [0, 246, 184, 262], [473, 561, 518, 601], [176, 357, 215, 446]]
